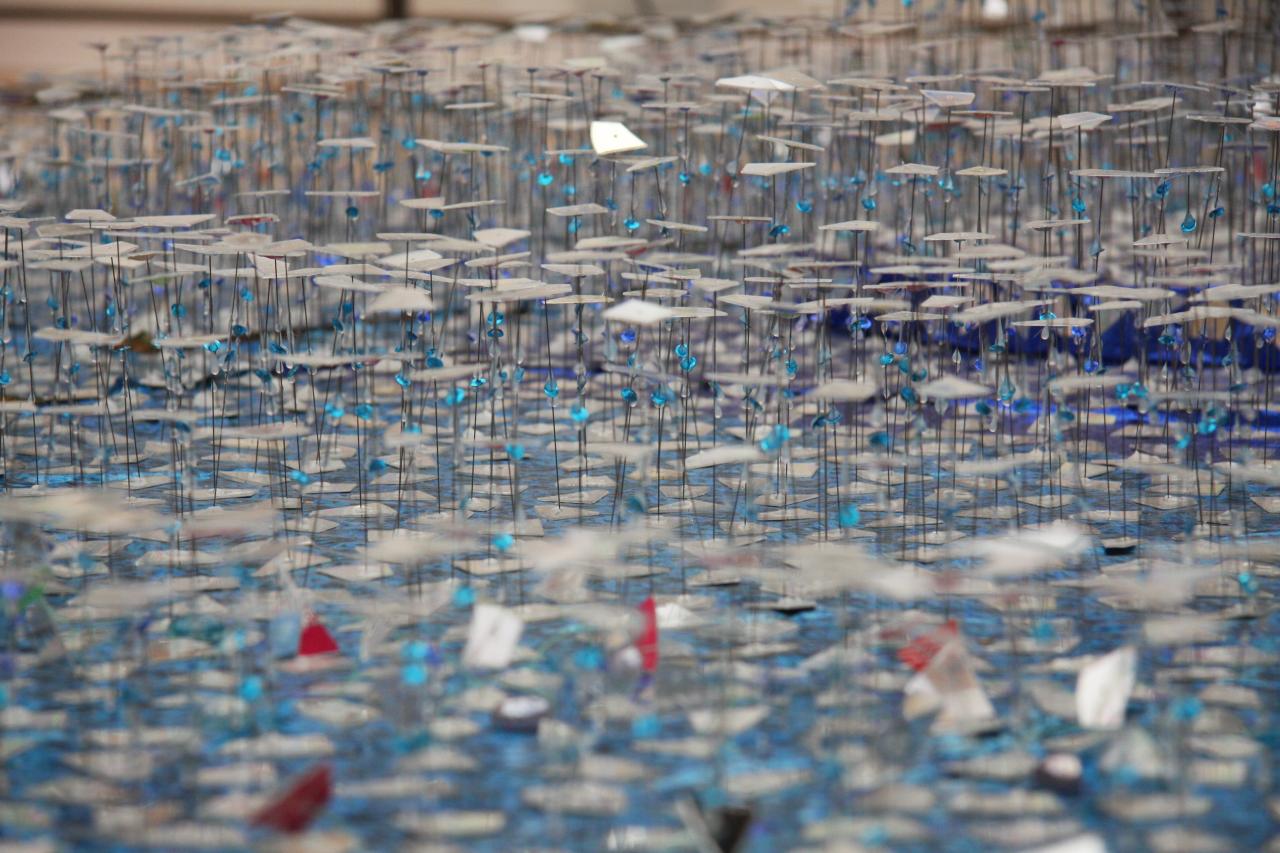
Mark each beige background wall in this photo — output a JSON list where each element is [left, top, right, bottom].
[[0, 0, 1220, 80], [0, 0, 722, 78]]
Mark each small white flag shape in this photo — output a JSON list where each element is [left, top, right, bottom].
[[1076, 646, 1136, 729], [590, 121, 647, 156], [903, 640, 995, 730], [463, 604, 523, 670], [684, 444, 763, 470], [1023, 835, 1107, 853], [366, 287, 434, 316], [603, 299, 675, 326]]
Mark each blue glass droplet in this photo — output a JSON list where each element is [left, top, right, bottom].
[[240, 676, 264, 702], [401, 663, 427, 686]]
